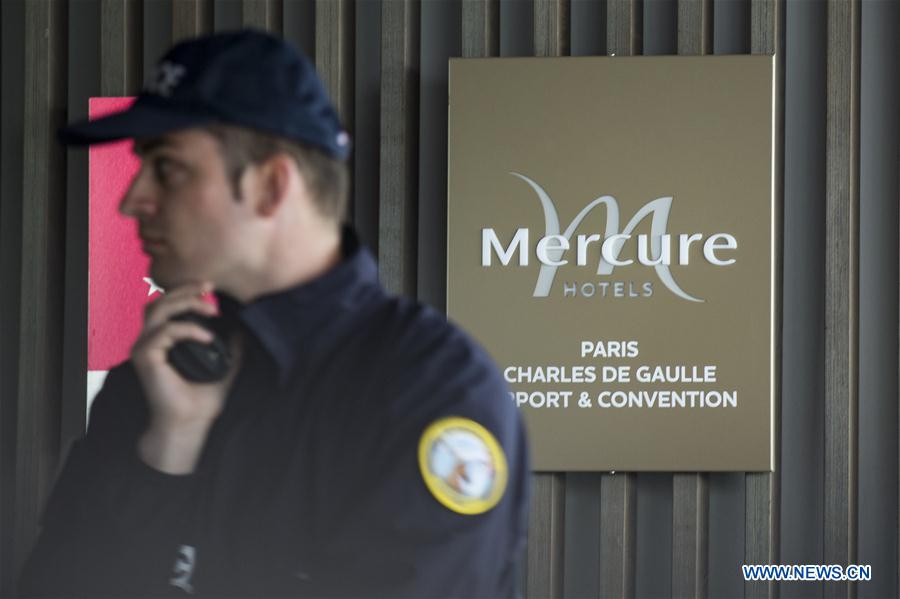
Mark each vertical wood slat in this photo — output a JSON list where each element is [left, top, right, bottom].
[[0, 1, 27, 592], [745, 474, 777, 597], [747, 1, 784, 598], [143, 1, 173, 76], [351, 0, 380, 251], [533, 0, 569, 57], [213, 0, 242, 31], [378, 0, 419, 297], [527, 473, 566, 598], [315, 0, 354, 129], [607, 0, 642, 56], [283, 0, 316, 61], [172, 0, 212, 42], [315, 0, 354, 222], [14, 0, 67, 577], [672, 475, 709, 598], [824, 0, 860, 596], [595, 182, 631, 587], [461, 0, 499, 58], [600, 474, 637, 598], [673, 3, 712, 597], [58, 0, 101, 502], [524, 6, 570, 597], [677, 0, 712, 55], [242, 0, 282, 32], [599, 6, 639, 598], [100, 0, 141, 95]]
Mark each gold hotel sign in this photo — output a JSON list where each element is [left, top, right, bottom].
[[447, 56, 776, 471]]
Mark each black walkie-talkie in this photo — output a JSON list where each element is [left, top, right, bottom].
[[167, 312, 232, 383]]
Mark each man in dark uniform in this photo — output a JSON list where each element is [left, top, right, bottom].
[[19, 30, 530, 598]]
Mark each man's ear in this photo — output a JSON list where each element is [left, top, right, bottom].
[[255, 154, 292, 218]]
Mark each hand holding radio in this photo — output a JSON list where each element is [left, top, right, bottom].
[[131, 282, 240, 473]]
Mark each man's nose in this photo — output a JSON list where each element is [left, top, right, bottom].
[[119, 165, 158, 218]]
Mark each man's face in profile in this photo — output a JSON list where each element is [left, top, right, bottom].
[[120, 128, 254, 290]]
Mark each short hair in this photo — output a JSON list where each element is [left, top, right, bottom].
[[203, 123, 349, 222]]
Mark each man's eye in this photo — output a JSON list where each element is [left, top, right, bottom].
[[154, 158, 183, 185]]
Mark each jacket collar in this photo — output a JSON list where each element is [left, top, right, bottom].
[[217, 226, 382, 384]]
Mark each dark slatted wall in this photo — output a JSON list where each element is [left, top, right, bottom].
[[1, 1, 898, 597]]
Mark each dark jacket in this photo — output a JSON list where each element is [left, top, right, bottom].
[[19, 228, 530, 598]]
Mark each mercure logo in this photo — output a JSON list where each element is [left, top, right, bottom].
[[481, 173, 739, 302]]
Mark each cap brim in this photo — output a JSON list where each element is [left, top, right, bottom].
[[58, 102, 215, 146]]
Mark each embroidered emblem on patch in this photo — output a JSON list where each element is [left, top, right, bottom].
[[418, 417, 508, 515]]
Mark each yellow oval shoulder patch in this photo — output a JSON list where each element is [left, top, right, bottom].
[[418, 416, 508, 515]]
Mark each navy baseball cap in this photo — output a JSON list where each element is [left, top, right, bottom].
[[59, 29, 351, 159]]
